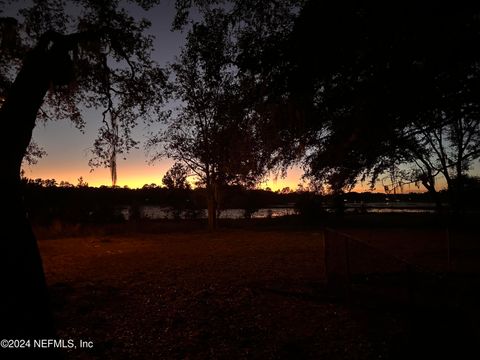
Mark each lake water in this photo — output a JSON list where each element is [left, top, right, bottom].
[[121, 206, 296, 220], [120, 203, 437, 220], [344, 202, 437, 214]]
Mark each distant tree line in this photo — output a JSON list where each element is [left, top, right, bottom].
[[21, 178, 296, 224], [22, 176, 480, 225]]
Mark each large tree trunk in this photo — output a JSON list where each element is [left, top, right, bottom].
[[420, 177, 443, 213], [206, 183, 218, 231], [0, 34, 68, 341]]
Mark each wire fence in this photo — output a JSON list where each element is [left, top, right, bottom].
[[323, 227, 480, 356], [324, 229, 480, 359], [323, 227, 472, 309]]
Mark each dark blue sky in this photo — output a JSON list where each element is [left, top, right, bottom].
[[26, 1, 175, 187], [15, 0, 303, 189]]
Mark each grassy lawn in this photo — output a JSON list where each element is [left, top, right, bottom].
[[36, 220, 479, 359], [38, 228, 401, 359]]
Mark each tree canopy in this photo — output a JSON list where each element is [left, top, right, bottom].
[[197, 1, 480, 201], [149, 7, 272, 228], [1, 0, 166, 185]]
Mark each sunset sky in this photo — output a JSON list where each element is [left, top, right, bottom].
[[12, 1, 306, 191], [11, 1, 466, 193], [24, 118, 305, 190]]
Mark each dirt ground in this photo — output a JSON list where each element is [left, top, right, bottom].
[[36, 220, 480, 359], [38, 228, 406, 359]]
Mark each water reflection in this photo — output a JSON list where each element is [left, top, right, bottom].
[[120, 203, 437, 220]]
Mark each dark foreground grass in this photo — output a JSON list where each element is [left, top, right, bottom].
[[35, 217, 480, 359], [38, 228, 407, 360]]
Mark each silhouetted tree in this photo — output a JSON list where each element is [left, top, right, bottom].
[[23, 141, 47, 165], [162, 162, 190, 190], [228, 1, 480, 207], [162, 162, 191, 219], [0, 0, 164, 340], [59, 180, 74, 188], [149, 8, 270, 230], [76, 176, 89, 188], [281, 3, 480, 192], [379, 110, 480, 211]]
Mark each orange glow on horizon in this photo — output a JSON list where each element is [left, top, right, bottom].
[[22, 159, 173, 189], [22, 155, 432, 193], [23, 159, 305, 191], [22, 163, 429, 193]]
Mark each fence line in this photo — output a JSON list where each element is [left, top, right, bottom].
[[323, 228, 453, 308], [323, 227, 480, 356]]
